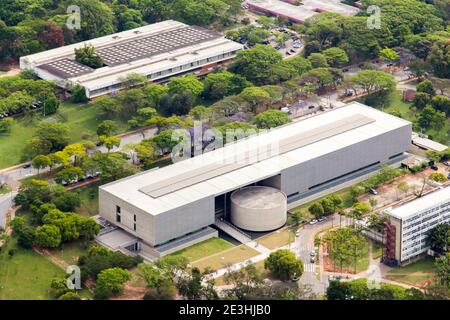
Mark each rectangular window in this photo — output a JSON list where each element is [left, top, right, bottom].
[[133, 223, 137, 231], [116, 206, 121, 223]]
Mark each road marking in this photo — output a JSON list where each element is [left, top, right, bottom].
[[304, 263, 315, 273]]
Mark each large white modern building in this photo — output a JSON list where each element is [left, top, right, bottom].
[[246, 0, 359, 23], [98, 102, 412, 257], [19, 20, 244, 98], [383, 186, 450, 266]]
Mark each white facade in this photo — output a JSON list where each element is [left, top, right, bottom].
[[99, 102, 412, 249], [20, 20, 243, 98], [387, 186, 450, 263]]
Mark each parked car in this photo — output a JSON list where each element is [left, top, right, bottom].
[[310, 256, 316, 263], [290, 49, 296, 53], [295, 231, 300, 237], [369, 188, 378, 195], [447, 173, 450, 179], [318, 216, 327, 222], [431, 165, 439, 171], [22, 163, 31, 169], [309, 219, 318, 225], [285, 51, 291, 56], [443, 161, 450, 167], [310, 250, 316, 257]]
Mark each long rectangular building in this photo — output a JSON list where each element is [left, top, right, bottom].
[[20, 20, 243, 98], [384, 186, 450, 265], [99, 102, 412, 257], [246, 0, 359, 23]]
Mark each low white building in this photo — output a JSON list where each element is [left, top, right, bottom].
[[20, 20, 243, 98], [384, 186, 450, 265]]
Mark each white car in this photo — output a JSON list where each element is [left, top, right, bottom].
[[309, 219, 318, 225], [295, 231, 300, 237]]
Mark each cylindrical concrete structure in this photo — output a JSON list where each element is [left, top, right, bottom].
[[230, 186, 287, 232]]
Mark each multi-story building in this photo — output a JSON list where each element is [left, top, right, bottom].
[[20, 20, 244, 98], [98, 102, 412, 258], [384, 186, 450, 266]]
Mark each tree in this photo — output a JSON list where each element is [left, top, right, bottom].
[[65, 0, 116, 40], [99, 136, 121, 152], [307, 53, 329, 68], [239, 86, 271, 112], [408, 59, 429, 78], [350, 70, 396, 95], [97, 120, 118, 137], [34, 224, 62, 248], [59, 292, 81, 300], [32, 155, 52, 176], [75, 44, 103, 69], [168, 75, 203, 98], [323, 47, 349, 67], [427, 223, 450, 255], [25, 122, 70, 158], [54, 166, 84, 184], [264, 249, 304, 281], [203, 71, 249, 100], [71, 85, 88, 103], [176, 267, 218, 300], [309, 202, 325, 219], [253, 109, 291, 129], [427, 40, 450, 79], [379, 48, 400, 65], [94, 267, 131, 299], [42, 95, 60, 115], [396, 182, 410, 197], [435, 252, 450, 288], [231, 44, 283, 85], [0, 118, 13, 135], [92, 96, 119, 119], [158, 91, 194, 116], [52, 192, 82, 212], [417, 80, 436, 96], [413, 92, 431, 109]]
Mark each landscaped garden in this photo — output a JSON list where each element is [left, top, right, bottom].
[[192, 244, 260, 271]]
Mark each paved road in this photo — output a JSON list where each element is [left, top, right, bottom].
[[295, 213, 353, 294], [0, 192, 16, 229]]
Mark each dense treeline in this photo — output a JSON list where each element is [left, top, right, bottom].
[[0, 0, 242, 60]]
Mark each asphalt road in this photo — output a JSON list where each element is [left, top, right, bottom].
[[295, 213, 353, 294], [0, 192, 16, 228]]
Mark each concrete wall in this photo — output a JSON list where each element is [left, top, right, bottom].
[[281, 125, 412, 196], [153, 197, 215, 245], [99, 188, 156, 245]]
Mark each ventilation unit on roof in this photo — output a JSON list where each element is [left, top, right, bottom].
[[191, 51, 199, 55], [134, 30, 141, 34], [169, 57, 177, 61], [112, 36, 120, 39]]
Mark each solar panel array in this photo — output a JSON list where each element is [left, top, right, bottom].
[[37, 59, 94, 79], [96, 26, 221, 66]]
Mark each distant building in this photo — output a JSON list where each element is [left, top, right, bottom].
[[98, 102, 411, 259], [20, 20, 243, 98], [383, 186, 450, 266], [246, 0, 359, 23]]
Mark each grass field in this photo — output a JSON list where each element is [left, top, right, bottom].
[[257, 228, 295, 250], [0, 183, 11, 195], [0, 102, 128, 169], [192, 245, 260, 271], [169, 237, 235, 262], [385, 257, 437, 287], [383, 91, 449, 144], [0, 238, 65, 300], [48, 241, 92, 266], [75, 182, 100, 217]]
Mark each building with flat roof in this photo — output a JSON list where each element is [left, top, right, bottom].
[[98, 102, 412, 258], [246, 0, 359, 23], [383, 186, 450, 266], [19, 20, 244, 98]]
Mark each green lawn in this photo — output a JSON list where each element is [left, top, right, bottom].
[[257, 228, 295, 250], [0, 102, 129, 169], [48, 241, 92, 266], [75, 182, 100, 217], [0, 184, 11, 195], [385, 257, 437, 287], [192, 245, 260, 271], [0, 238, 65, 300], [383, 91, 449, 144], [169, 237, 234, 262]]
